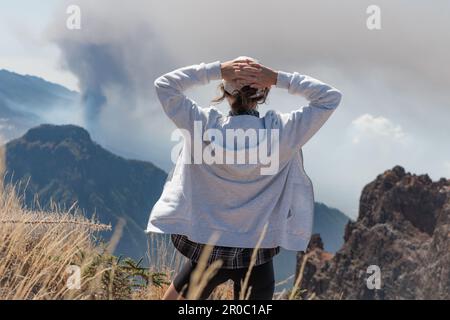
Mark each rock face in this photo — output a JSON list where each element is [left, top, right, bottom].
[[295, 166, 450, 300]]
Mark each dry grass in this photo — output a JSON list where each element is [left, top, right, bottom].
[[0, 182, 111, 299], [289, 252, 310, 300]]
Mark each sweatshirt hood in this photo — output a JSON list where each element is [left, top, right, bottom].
[[202, 115, 278, 178]]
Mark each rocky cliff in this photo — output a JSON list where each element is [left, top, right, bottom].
[[295, 166, 449, 299]]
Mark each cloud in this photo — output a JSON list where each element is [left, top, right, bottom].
[[350, 114, 407, 144]]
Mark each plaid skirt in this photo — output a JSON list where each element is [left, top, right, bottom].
[[171, 233, 280, 269]]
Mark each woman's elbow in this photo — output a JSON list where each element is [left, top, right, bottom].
[[328, 89, 342, 109], [154, 76, 167, 89], [154, 76, 174, 101]]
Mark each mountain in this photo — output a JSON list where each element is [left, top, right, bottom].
[[294, 166, 450, 299], [0, 69, 79, 141], [5, 124, 167, 258]]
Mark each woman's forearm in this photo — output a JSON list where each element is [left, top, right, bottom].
[[154, 61, 221, 130], [275, 71, 342, 109], [275, 71, 342, 149], [154, 61, 222, 103]]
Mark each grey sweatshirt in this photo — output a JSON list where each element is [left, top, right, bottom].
[[146, 61, 342, 251]]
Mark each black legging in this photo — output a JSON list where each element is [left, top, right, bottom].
[[172, 259, 275, 300]]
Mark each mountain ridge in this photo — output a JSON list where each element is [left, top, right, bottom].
[[0, 69, 79, 96], [0, 69, 79, 141], [294, 166, 449, 299]]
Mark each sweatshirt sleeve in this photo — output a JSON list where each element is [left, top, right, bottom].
[[275, 71, 342, 149], [154, 61, 223, 132]]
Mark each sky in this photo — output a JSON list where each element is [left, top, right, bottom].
[[0, 0, 449, 219], [0, 0, 78, 90]]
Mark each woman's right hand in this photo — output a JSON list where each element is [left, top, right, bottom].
[[221, 59, 262, 88], [244, 61, 278, 89]]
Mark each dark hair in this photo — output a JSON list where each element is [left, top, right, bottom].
[[211, 83, 270, 113]]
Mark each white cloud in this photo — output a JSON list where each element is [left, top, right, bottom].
[[350, 114, 407, 144]]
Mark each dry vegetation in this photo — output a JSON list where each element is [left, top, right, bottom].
[[0, 146, 309, 300]]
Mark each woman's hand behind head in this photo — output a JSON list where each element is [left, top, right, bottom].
[[242, 62, 278, 89], [221, 59, 261, 84]]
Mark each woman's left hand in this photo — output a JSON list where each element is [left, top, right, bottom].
[[221, 59, 261, 84], [238, 62, 278, 89]]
